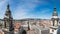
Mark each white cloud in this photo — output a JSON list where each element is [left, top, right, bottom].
[[0, 0, 49, 19], [12, 0, 48, 19], [39, 8, 51, 19], [40, 8, 51, 14], [0, 0, 6, 7], [19, 0, 47, 9], [13, 8, 30, 19], [0, 0, 8, 19]]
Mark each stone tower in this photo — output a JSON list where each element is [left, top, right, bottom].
[[4, 4, 14, 32], [50, 5, 59, 34]]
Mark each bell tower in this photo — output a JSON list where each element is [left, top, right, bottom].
[[50, 5, 59, 34], [4, 4, 14, 32]]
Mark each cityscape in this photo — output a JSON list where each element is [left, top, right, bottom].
[[0, 0, 60, 34]]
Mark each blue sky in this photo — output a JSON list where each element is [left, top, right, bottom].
[[0, 0, 60, 19]]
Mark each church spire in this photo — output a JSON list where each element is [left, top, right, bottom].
[[4, 4, 12, 19], [52, 5, 58, 16], [6, 4, 10, 12], [4, 4, 14, 32], [7, 4, 9, 9], [53, 0, 58, 16], [50, 4, 59, 34]]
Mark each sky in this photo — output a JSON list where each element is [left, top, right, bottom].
[[0, 0, 60, 19]]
